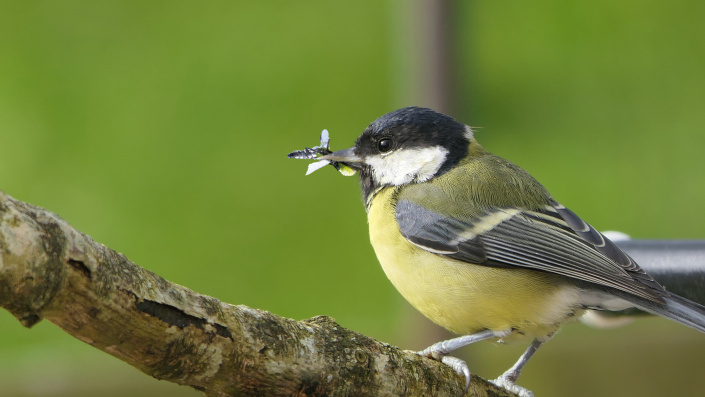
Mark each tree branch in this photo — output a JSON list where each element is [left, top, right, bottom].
[[0, 190, 514, 397]]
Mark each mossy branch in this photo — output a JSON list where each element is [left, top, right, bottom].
[[0, 190, 515, 397]]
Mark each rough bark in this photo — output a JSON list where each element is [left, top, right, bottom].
[[0, 190, 515, 397]]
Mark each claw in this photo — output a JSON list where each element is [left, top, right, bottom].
[[440, 355, 471, 395], [491, 374, 534, 397], [416, 330, 511, 396], [416, 350, 471, 396]]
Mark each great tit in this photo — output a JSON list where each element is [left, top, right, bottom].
[[313, 107, 705, 397]]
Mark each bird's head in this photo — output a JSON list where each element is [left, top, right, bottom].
[[321, 107, 472, 201]]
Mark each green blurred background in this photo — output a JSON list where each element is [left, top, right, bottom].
[[1, 1, 704, 396]]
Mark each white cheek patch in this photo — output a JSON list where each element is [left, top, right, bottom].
[[365, 146, 449, 185], [464, 125, 474, 140]]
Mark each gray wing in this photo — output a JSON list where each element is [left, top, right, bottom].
[[396, 198, 667, 302]]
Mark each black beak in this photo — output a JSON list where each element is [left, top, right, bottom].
[[319, 147, 363, 163]]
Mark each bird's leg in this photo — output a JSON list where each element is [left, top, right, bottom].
[[417, 329, 512, 393], [491, 336, 551, 397]]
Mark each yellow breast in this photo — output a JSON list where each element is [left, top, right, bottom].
[[367, 187, 582, 341]]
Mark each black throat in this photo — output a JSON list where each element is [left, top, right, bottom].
[[359, 164, 380, 208]]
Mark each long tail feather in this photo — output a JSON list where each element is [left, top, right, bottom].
[[637, 294, 705, 333]]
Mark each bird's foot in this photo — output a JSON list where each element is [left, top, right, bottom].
[[416, 349, 471, 395], [491, 373, 534, 397], [416, 330, 511, 395]]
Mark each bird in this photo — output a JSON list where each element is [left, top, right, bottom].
[[307, 106, 705, 396]]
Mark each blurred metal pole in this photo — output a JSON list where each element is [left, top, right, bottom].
[[417, 0, 456, 114], [583, 239, 705, 327], [616, 240, 705, 306], [390, 0, 457, 115]]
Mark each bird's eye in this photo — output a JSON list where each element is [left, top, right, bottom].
[[378, 138, 392, 153]]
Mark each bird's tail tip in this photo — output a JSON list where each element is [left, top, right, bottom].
[[656, 294, 705, 333]]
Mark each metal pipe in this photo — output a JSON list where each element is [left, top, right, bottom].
[[617, 239, 705, 306], [583, 239, 705, 327]]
